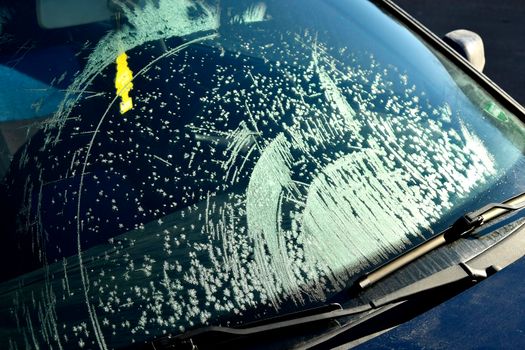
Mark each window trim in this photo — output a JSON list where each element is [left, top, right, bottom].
[[377, 0, 525, 120]]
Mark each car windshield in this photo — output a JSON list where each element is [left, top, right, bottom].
[[1, 0, 525, 348]]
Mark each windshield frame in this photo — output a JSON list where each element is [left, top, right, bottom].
[[377, 0, 525, 119]]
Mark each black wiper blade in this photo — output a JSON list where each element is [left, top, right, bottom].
[[146, 303, 372, 350], [301, 217, 525, 350], [146, 260, 499, 350], [125, 303, 374, 350], [354, 191, 525, 290], [369, 261, 499, 308]]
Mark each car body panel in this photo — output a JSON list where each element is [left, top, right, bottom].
[[356, 253, 525, 349]]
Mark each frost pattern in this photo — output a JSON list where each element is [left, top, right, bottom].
[[2, 3, 503, 349], [231, 2, 268, 24], [49, 0, 221, 134]]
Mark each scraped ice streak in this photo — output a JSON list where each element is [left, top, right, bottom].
[[231, 2, 268, 24], [314, 49, 361, 139], [246, 134, 303, 306], [303, 151, 427, 276], [223, 122, 259, 184]]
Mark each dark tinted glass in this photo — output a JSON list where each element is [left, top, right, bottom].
[[1, 0, 524, 348]]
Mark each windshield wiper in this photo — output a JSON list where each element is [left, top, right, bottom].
[[127, 192, 525, 350], [354, 191, 525, 290], [142, 260, 502, 350]]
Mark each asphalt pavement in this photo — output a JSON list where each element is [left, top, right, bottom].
[[393, 0, 525, 107]]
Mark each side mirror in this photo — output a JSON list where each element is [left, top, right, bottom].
[[443, 29, 485, 72]]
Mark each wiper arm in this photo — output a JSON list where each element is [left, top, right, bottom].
[[129, 193, 525, 350], [369, 261, 499, 308], [354, 191, 525, 290], [145, 260, 499, 350], [146, 303, 372, 350]]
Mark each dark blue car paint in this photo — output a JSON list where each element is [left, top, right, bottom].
[[357, 254, 525, 349]]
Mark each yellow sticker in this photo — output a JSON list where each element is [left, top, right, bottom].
[[115, 52, 134, 114]]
